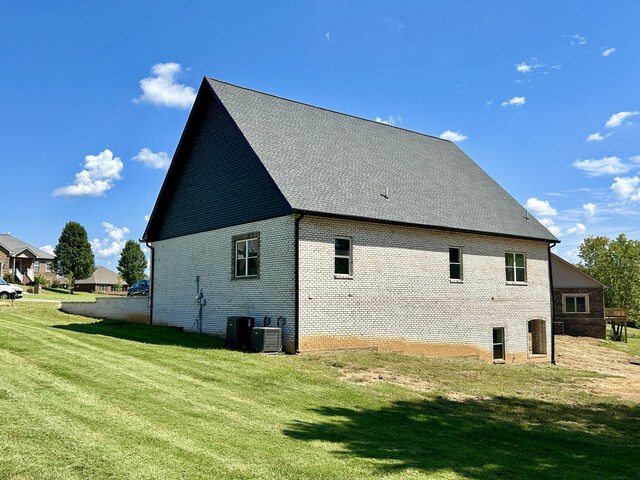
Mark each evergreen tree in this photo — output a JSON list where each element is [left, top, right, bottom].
[[117, 240, 147, 286], [54, 221, 95, 292]]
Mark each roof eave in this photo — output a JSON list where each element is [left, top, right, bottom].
[[292, 209, 560, 244]]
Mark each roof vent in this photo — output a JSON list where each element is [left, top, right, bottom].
[[524, 210, 530, 220], [381, 186, 390, 200]]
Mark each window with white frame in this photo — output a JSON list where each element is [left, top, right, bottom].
[[449, 247, 462, 280], [505, 252, 526, 283], [233, 233, 259, 278], [45, 261, 52, 273], [493, 327, 505, 361], [334, 237, 352, 275], [563, 294, 589, 313], [34, 260, 40, 273]]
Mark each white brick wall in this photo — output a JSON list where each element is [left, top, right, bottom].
[[151, 214, 552, 362], [151, 216, 296, 349], [298, 216, 552, 362], [61, 297, 149, 323]]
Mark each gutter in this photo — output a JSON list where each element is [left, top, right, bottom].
[[548, 242, 557, 365], [145, 241, 155, 326], [294, 214, 304, 353]]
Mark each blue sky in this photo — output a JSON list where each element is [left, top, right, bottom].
[[1, 1, 639, 269]]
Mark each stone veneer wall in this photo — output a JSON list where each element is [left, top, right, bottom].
[[150, 216, 296, 350], [61, 296, 149, 323], [298, 216, 552, 363], [553, 287, 605, 338]]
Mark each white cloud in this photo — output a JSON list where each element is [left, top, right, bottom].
[[39, 244, 55, 256], [610, 176, 640, 200], [52, 149, 123, 197], [605, 111, 639, 128], [586, 132, 612, 142], [525, 197, 558, 217], [582, 203, 597, 220], [565, 223, 586, 236], [573, 156, 628, 176], [563, 248, 580, 262], [514, 58, 560, 75], [134, 63, 196, 109], [91, 239, 124, 257], [570, 33, 587, 46], [439, 130, 467, 142], [539, 218, 562, 237], [501, 96, 526, 107], [325, 32, 331, 41], [144, 214, 151, 222], [102, 222, 129, 241], [91, 222, 130, 258], [630, 155, 640, 164], [375, 115, 401, 126], [601, 47, 616, 57], [132, 148, 171, 169]]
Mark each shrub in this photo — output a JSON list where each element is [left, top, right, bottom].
[[33, 275, 48, 287], [3, 273, 16, 284]]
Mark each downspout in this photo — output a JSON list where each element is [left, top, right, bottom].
[[548, 242, 557, 364], [294, 214, 304, 354], [145, 241, 155, 326]]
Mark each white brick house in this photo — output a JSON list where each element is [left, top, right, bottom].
[[143, 78, 558, 363]]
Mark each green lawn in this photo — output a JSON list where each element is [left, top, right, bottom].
[[1, 302, 638, 479], [18, 287, 110, 302], [601, 325, 640, 356]]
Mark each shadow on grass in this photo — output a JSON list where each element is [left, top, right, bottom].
[[284, 396, 640, 479], [53, 320, 224, 349]]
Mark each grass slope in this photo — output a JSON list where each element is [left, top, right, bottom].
[[0, 302, 638, 479], [601, 326, 640, 357]]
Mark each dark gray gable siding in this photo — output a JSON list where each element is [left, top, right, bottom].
[[146, 85, 291, 241]]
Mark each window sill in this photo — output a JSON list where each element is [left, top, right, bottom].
[[562, 312, 590, 315], [493, 359, 505, 364], [506, 281, 527, 286], [334, 274, 353, 280], [450, 279, 464, 284], [232, 275, 260, 281]]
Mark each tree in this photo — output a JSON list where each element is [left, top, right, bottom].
[[117, 240, 147, 286], [578, 234, 640, 325], [54, 221, 95, 292]]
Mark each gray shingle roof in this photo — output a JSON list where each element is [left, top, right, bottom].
[[0, 234, 55, 259], [207, 78, 558, 242], [76, 266, 126, 286]]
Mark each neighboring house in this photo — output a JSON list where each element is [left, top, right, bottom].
[[142, 78, 559, 363], [74, 266, 128, 294], [0, 233, 56, 284], [551, 253, 606, 339]]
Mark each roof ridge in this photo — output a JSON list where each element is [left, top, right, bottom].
[[206, 77, 453, 144]]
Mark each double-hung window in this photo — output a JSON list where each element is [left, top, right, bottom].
[[233, 234, 259, 278], [449, 247, 462, 281], [563, 294, 589, 313], [34, 260, 40, 273], [505, 252, 526, 283], [45, 261, 52, 273], [334, 237, 352, 276]]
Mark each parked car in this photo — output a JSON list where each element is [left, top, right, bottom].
[[0, 278, 23, 299], [127, 279, 150, 297]]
